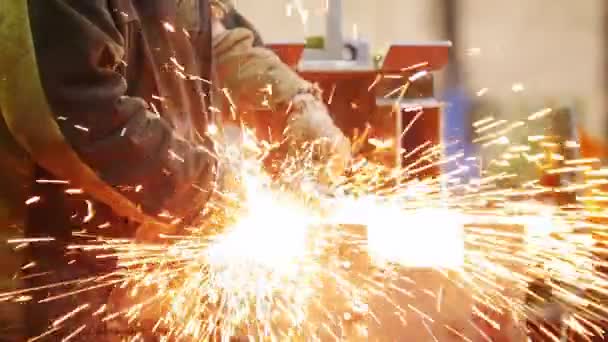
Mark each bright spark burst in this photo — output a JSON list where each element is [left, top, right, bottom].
[[3, 78, 608, 341]]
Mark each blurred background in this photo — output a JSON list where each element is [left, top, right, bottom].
[[235, 0, 606, 140]]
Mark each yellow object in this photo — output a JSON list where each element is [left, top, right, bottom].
[[0, 0, 170, 229], [305, 36, 325, 49]]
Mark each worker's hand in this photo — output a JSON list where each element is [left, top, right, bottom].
[[285, 93, 352, 183]]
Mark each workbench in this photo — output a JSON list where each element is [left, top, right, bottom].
[[270, 42, 449, 177]]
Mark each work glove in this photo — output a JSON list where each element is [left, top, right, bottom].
[[284, 93, 352, 184]]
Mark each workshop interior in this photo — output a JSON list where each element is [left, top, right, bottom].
[[1, 0, 608, 340]]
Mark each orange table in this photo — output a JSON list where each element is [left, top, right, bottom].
[[267, 43, 450, 176]]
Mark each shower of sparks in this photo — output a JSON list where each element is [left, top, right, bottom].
[[5, 118, 608, 340]]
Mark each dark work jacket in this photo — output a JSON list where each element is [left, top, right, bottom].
[[25, 0, 218, 239]]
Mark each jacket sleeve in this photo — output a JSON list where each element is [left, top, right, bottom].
[[221, 8, 264, 47], [214, 27, 311, 110], [211, 1, 310, 108], [28, 0, 216, 217]]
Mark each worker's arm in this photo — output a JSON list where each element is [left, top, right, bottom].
[[212, 7, 351, 180], [213, 27, 311, 110], [28, 0, 216, 217]]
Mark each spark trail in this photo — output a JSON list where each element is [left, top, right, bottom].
[[4, 120, 608, 341]]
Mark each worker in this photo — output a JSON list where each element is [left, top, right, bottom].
[[0, 0, 350, 339]]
